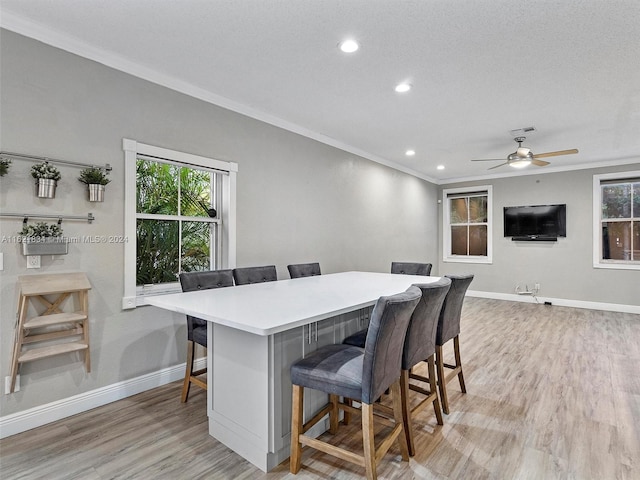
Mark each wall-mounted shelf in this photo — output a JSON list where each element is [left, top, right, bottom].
[[511, 236, 558, 242], [0, 151, 112, 172], [1, 212, 95, 223]]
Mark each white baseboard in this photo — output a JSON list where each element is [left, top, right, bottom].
[[467, 290, 640, 314], [0, 358, 205, 439]]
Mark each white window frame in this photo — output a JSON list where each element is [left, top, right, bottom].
[[592, 170, 640, 271], [442, 185, 493, 264], [122, 139, 237, 308]]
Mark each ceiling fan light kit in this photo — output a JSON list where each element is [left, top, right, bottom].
[[471, 136, 578, 170]]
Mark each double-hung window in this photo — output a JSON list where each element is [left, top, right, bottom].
[[593, 171, 640, 270], [122, 140, 237, 308], [443, 186, 492, 263]]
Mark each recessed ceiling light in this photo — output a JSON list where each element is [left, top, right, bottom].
[[405, 149, 416, 156], [437, 165, 445, 170], [395, 83, 412, 93], [338, 39, 359, 53]]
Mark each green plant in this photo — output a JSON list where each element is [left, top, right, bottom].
[[78, 167, 111, 185], [0, 158, 10, 176], [19, 222, 64, 238], [31, 161, 61, 181]]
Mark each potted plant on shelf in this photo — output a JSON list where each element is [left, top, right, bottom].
[[78, 167, 111, 202], [31, 161, 62, 198], [19, 221, 68, 256], [0, 158, 10, 177]]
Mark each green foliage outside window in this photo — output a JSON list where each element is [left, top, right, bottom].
[[136, 159, 214, 286]]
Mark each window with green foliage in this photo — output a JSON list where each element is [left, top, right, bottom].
[[123, 139, 237, 308], [443, 186, 492, 263], [594, 172, 640, 269], [136, 158, 219, 286]]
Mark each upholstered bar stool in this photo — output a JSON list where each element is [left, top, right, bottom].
[[343, 278, 451, 456], [436, 274, 474, 414], [232, 265, 277, 285], [287, 262, 321, 279], [290, 287, 421, 480], [391, 262, 432, 276], [178, 269, 234, 402]]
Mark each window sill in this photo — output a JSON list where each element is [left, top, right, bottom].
[[443, 256, 492, 265], [593, 262, 640, 271]]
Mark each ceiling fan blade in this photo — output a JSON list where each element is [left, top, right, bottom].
[[488, 162, 509, 170], [531, 159, 550, 167], [471, 158, 505, 162], [533, 148, 578, 159]]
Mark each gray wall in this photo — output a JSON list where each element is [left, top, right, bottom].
[[438, 166, 640, 307], [0, 30, 438, 416]]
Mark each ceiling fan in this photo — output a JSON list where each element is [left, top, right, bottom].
[[471, 137, 578, 170]]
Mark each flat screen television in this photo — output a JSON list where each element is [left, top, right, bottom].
[[503, 204, 566, 239]]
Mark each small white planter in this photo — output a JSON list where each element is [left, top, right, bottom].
[[22, 237, 68, 256]]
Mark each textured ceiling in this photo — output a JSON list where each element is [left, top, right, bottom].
[[1, 0, 639, 183]]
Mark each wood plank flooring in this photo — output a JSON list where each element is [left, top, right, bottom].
[[1, 298, 639, 479]]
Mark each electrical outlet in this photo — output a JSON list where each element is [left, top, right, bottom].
[[27, 255, 41, 269], [5, 375, 20, 394]]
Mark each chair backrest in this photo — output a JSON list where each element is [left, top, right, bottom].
[[402, 278, 451, 370], [436, 274, 474, 346], [361, 286, 421, 404], [391, 262, 432, 276], [179, 270, 235, 342], [232, 265, 277, 285], [287, 262, 321, 279]]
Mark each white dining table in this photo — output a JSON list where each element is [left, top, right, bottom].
[[146, 271, 439, 471]]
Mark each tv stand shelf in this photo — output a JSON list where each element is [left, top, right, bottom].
[[511, 236, 558, 242]]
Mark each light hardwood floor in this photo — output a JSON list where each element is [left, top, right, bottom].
[[1, 298, 639, 479]]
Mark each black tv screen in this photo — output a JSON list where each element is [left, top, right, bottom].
[[504, 204, 566, 238]]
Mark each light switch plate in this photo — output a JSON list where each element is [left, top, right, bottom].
[[0, 252, 3, 271]]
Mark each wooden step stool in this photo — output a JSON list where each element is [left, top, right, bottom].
[[9, 272, 92, 393]]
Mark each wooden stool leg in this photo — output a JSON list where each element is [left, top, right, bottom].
[[181, 341, 195, 403], [399, 369, 416, 456], [10, 295, 29, 393], [454, 335, 466, 393], [436, 345, 450, 414], [390, 379, 410, 462], [80, 290, 91, 372], [329, 394, 339, 434], [427, 355, 443, 425], [290, 385, 304, 474], [343, 398, 352, 425], [362, 402, 377, 480]]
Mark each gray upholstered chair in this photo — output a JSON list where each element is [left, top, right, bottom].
[[391, 262, 433, 276], [178, 269, 234, 402], [343, 278, 452, 456], [287, 262, 321, 279], [290, 287, 422, 479], [232, 265, 277, 285], [436, 274, 474, 414]]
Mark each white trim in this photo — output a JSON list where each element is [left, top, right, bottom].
[[0, 358, 206, 439], [122, 139, 237, 309], [442, 185, 493, 264], [592, 170, 640, 271], [467, 290, 640, 315]]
